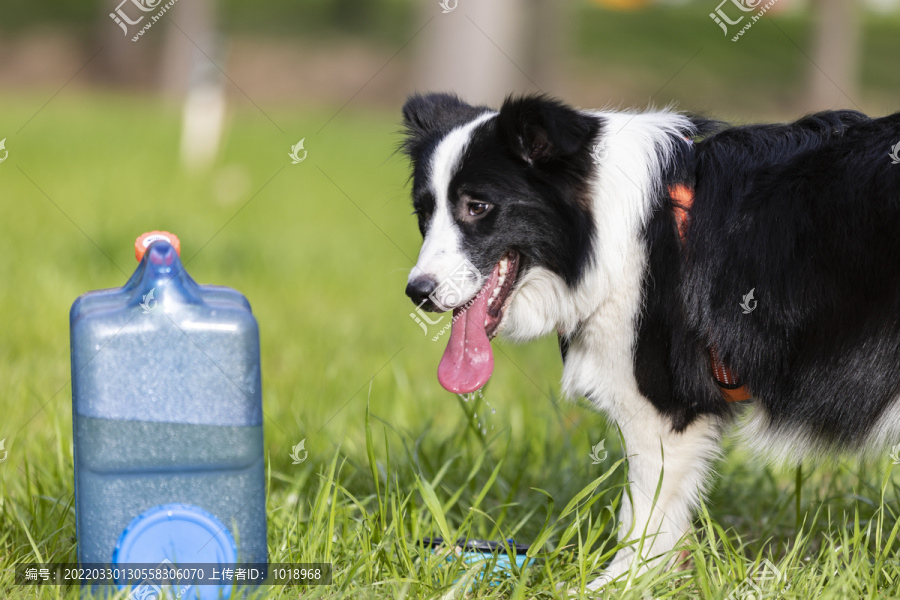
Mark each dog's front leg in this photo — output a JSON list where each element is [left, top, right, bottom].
[[586, 408, 722, 591]]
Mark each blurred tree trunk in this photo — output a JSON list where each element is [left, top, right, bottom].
[[159, 0, 217, 98], [414, 0, 530, 105], [93, 0, 154, 87], [332, 0, 377, 33], [806, 0, 861, 110], [524, 0, 565, 95], [154, 0, 227, 171]]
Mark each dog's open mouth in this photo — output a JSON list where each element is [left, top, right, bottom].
[[437, 251, 520, 394]]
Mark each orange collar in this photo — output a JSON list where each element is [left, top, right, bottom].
[[669, 184, 752, 403]]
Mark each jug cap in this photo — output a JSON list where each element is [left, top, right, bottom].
[[135, 231, 181, 262], [113, 503, 238, 570]]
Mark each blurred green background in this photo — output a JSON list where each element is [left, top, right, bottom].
[[1, 0, 900, 597]]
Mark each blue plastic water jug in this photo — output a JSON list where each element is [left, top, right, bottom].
[[70, 231, 267, 598]]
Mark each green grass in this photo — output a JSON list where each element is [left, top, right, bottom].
[[1, 94, 900, 599]]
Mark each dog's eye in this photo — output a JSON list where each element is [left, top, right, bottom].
[[467, 202, 492, 217]]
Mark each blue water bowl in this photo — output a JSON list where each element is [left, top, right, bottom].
[[422, 537, 533, 586]]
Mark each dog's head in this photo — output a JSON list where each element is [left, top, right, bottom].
[[401, 93, 600, 393]]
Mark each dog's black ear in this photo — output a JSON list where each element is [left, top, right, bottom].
[[402, 93, 470, 132], [401, 93, 489, 157], [498, 95, 597, 165]]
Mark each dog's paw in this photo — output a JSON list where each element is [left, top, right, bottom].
[[554, 580, 606, 598], [555, 565, 631, 597], [584, 572, 616, 592], [554, 575, 620, 598], [584, 568, 634, 594]]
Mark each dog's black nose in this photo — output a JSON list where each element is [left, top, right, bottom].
[[406, 276, 437, 306]]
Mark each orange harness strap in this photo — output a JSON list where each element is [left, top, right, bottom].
[[670, 184, 753, 403]]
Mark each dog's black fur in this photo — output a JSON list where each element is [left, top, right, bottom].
[[680, 111, 900, 446], [402, 92, 900, 448], [633, 109, 900, 437]]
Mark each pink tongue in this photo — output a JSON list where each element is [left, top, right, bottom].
[[437, 278, 495, 394]]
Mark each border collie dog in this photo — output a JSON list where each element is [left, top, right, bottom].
[[401, 93, 900, 588]]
